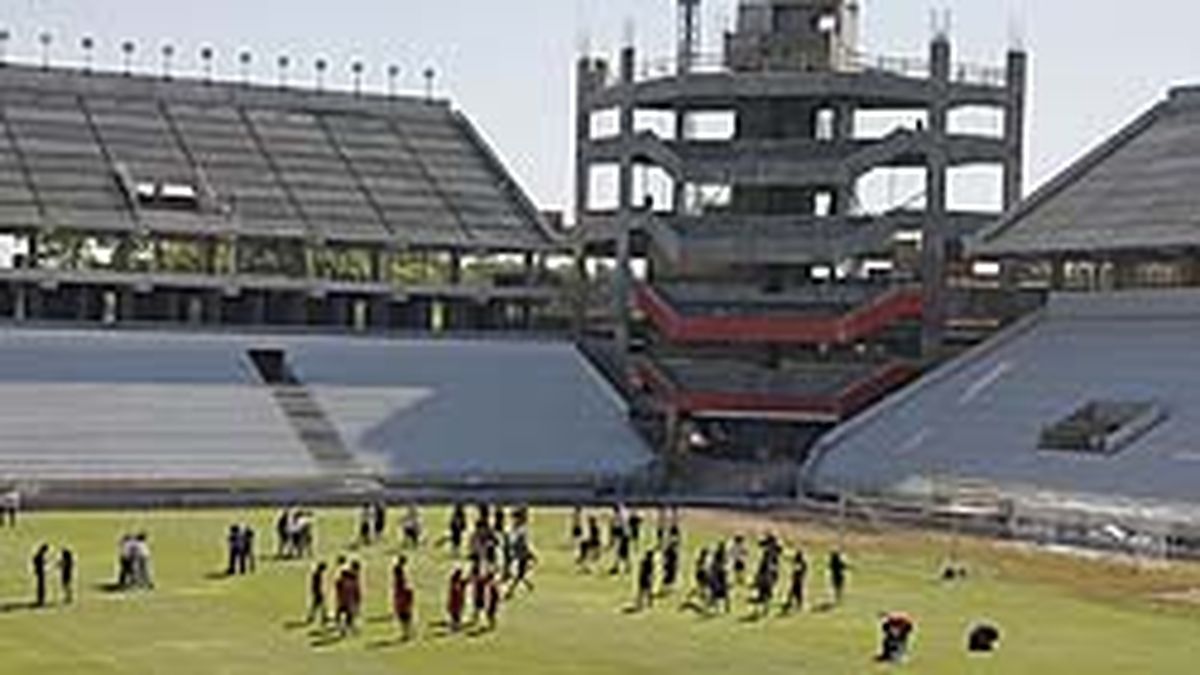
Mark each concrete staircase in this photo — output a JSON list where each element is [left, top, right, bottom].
[[247, 349, 361, 475]]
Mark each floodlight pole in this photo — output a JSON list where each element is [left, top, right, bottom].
[[238, 50, 252, 86], [161, 43, 175, 80], [81, 37, 95, 74], [122, 41, 136, 76], [352, 61, 364, 96], [315, 58, 327, 92], [423, 67, 435, 102], [39, 32, 52, 70], [387, 64, 400, 98], [200, 46, 214, 83]]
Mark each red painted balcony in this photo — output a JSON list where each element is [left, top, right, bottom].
[[636, 283, 922, 345], [634, 357, 918, 422]]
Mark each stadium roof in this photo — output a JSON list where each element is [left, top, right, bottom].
[[972, 86, 1200, 257], [0, 63, 556, 250], [805, 289, 1200, 507]]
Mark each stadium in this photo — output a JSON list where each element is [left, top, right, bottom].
[[1, 1, 1200, 673]]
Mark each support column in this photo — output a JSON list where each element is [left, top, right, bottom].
[[118, 288, 136, 322], [448, 251, 462, 285], [834, 101, 857, 216], [1049, 257, 1066, 290], [26, 285, 43, 320], [249, 291, 267, 325], [228, 237, 241, 275], [1184, 252, 1200, 287], [25, 232, 39, 270], [13, 284, 26, 321], [575, 57, 605, 232], [370, 295, 392, 330], [207, 290, 225, 325], [369, 248, 384, 283], [571, 246, 588, 339], [614, 45, 637, 362], [1004, 49, 1028, 211], [922, 35, 951, 358], [202, 238, 217, 275], [76, 286, 92, 321]]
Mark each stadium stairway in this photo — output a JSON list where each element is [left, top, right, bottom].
[[247, 349, 361, 475]]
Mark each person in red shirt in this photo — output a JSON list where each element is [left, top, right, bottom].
[[335, 565, 354, 634], [447, 566, 467, 632], [877, 612, 916, 663], [392, 555, 415, 641], [484, 573, 502, 630], [470, 558, 490, 624]]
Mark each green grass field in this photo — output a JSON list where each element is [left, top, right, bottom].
[[0, 507, 1198, 674]]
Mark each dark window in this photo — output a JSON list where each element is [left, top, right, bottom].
[[247, 349, 298, 385], [1039, 400, 1166, 455]]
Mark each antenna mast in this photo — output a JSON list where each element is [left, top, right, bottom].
[[677, 0, 702, 75]]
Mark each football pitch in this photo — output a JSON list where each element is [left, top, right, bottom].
[[0, 506, 1197, 674]]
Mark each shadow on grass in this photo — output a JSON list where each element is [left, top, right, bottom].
[[0, 599, 44, 613], [308, 625, 352, 649], [366, 636, 412, 650], [92, 582, 137, 595]]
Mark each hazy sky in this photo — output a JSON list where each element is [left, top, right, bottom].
[[2, 0, 1199, 213]]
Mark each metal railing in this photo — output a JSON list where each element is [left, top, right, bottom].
[[605, 49, 1008, 89]]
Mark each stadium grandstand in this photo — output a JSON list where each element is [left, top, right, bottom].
[[573, 0, 1033, 462], [806, 84, 1200, 523], [0, 42, 662, 502], [0, 56, 566, 332], [0, 328, 653, 497]]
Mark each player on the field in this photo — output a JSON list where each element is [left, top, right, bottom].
[[661, 537, 680, 593], [58, 547, 74, 605], [485, 573, 502, 630], [782, 550, 807, 614], [730, 534, 748, 586], [829, 550, 850, 604], [447, 566, 467, 632], [877, 612, 915, 663], [307, 561, 329, 625], [32, 543, 49, 607], [636, 549, 656, 609], [447, 503, 467, 556], [392, 555, 415, 641]]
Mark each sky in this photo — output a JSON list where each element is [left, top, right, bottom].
[[2, 0, 1199, 215]]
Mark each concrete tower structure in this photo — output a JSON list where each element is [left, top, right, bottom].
[[574, 0, 1028, 462]]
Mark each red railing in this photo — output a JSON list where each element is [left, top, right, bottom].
[[635, 359, 918, 421], [637, 284, 922, 345]]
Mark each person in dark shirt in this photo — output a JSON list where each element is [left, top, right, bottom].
[[968, 623, 1001, 653], [448, 504, 467, 556], [447, 567, 467, 632], [484, 573, 501, 630], [226, 525, 241, 576], [661, 538, 680, 592], [32, 544, 49, 607], [393, 556, 415, 641], [636, 549, 656, 609], [59, 548, 75, 605], [829, 550, 850, 604], [877, 612, 915, 663], [307, 561, 329, 625], [783, 550, 807, 614]]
